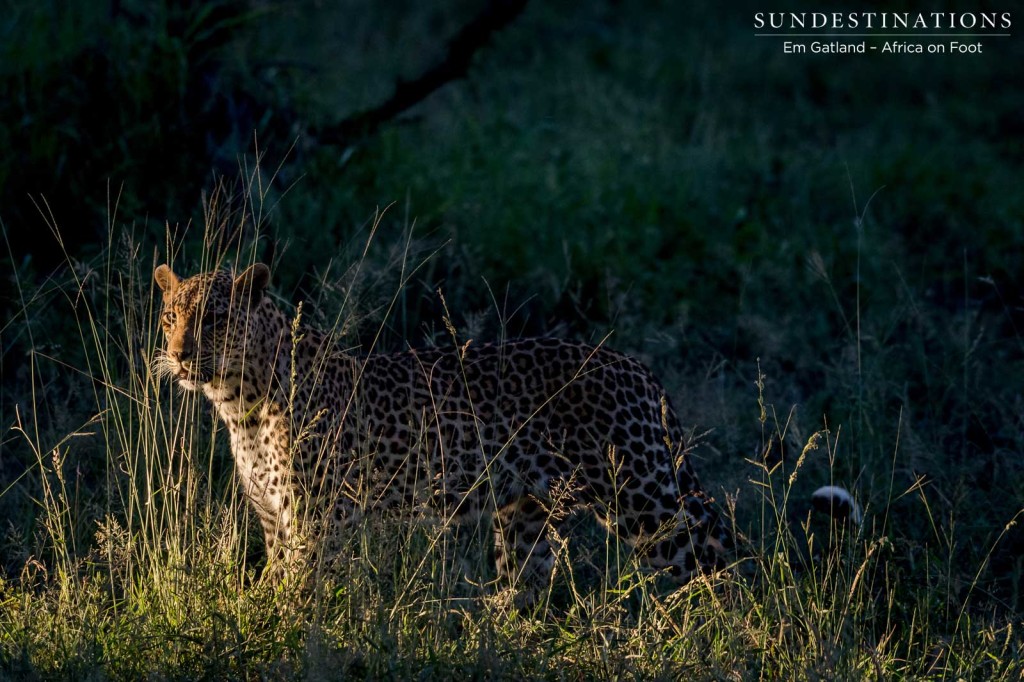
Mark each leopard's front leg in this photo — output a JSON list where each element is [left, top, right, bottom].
[[229, 412, 304, 581]]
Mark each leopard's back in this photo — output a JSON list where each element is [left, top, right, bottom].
[[321, 339, 697, 524]]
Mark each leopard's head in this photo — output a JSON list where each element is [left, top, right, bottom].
[[153, 263, 270, 390]]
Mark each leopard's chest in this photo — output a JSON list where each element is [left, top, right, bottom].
[[222, 401, 292, 520]]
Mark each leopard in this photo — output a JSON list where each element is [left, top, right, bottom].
[[154, 262, 731, 601]]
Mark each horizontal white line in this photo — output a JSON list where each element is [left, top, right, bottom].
[[755, 33, 1011, 37]]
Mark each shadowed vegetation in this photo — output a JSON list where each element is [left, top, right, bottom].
[[1, 0, 1022, 678]]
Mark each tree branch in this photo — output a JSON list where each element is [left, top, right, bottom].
[[318, 0, 529, 144]]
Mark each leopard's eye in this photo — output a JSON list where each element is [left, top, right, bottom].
[[162, 310, 177, 327]]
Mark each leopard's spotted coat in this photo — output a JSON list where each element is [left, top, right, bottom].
[[154, 263, 730, 599]]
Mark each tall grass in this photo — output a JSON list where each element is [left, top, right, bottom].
[[1, 181, 1021, 679], [1, 1, 1022, 677]]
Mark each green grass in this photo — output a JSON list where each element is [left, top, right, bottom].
[[1, 201, 1021, 678], [2, 0, 1023, 678]]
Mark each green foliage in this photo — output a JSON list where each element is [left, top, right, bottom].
[[1, 0, 1023, 678], [0, 0, 291, 266]]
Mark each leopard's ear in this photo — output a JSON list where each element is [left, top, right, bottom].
[[154, 264, 179, 296], [234, 263, 271, 304]]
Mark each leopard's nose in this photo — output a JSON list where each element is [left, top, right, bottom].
[[171, 348, 194, 363]]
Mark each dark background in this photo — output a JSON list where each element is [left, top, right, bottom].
[[1, 0, 1022, 627]]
